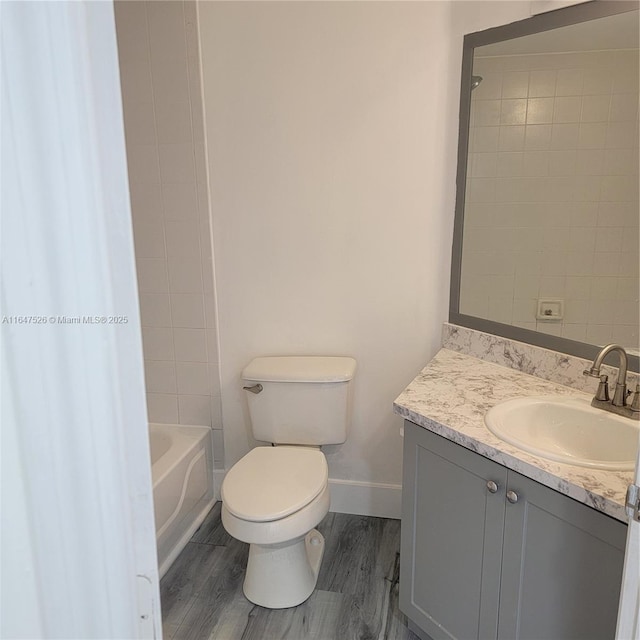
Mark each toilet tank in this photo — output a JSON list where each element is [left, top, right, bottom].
[[241, 356, 357, 445]]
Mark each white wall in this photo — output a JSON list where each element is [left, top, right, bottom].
[[196, 1, 534, 509], [199, 2, 452, 498]]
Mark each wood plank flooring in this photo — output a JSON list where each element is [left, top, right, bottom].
[[161, 503, 420, 640]]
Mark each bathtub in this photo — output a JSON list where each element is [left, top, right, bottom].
[[150, 423, 215, 578]]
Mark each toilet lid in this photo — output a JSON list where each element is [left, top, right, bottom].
[[222, 447, 328, 522]]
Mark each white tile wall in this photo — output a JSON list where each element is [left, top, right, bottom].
[[173, 328, 208, 362], [145, 361, 177, 395], [115, 1, 224, 465], [462, 48, 639, 351]]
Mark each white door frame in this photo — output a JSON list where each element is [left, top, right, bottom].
[[1, 1, 160, 637]]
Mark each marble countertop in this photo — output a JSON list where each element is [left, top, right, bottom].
[[393, 348, 635, 522]]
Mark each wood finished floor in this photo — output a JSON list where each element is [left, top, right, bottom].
[[161, 503, 420, 640]]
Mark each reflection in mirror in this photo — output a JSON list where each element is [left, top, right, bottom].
[[453, 3, 639, 370]]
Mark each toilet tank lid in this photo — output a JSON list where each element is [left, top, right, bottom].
[[242, 356, 357, 383]]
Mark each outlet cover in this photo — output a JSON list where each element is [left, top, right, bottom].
[[536, 298, 564, 321]]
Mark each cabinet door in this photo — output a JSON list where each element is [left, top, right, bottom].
[[400, 422, 508, 640], [498, 470, 627, 640]]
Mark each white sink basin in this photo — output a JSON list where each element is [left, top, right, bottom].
[[484, 396, 639, 471]]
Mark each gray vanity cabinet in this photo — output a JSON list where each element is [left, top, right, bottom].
[[400, 421, 627, 640]]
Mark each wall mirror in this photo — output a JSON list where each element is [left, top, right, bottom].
[[450, 1, 639, 372]]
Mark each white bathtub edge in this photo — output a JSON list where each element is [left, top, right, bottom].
[[158, 497, 216, 579]]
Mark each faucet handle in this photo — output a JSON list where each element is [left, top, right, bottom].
[[631, 384, 640, 413], [594, 374, 610, 402]]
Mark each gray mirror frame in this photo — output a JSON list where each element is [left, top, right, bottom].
[[449, 0, 640, 373]]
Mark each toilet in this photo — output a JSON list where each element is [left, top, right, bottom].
[[220, 355, 357, 609]]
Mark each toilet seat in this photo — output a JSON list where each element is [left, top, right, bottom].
[[222, 446, 328, 522], [222, 484, 330, 546]]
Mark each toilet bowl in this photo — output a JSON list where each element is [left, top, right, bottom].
[[221, 446, 330, 608], [221, 355, 356, 609]]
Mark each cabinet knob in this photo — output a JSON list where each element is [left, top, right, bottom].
[[486, 480, 498, 494], [507, 490, 519, 504]]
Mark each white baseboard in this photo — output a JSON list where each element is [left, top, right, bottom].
[[213, 470, 401, 519], [328, 478, 402, 520]]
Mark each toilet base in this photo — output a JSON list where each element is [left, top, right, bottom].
[[243, 529, 325, 609]]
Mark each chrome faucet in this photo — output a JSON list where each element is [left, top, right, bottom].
[[584, 344, 639, 420]]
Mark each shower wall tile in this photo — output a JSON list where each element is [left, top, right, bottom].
[[199, 217, 213, 257], [139, 293, 172, 328], [155, 100, 193, 145], [137, 258, 170, 294], [498, 125, 525, 151], [165, 219, 200, 258], [129, 183, 164, 223], [127, 144, 161, 184], [118, 56, 154, 106], [132, 220, 166, 259], [176, 362, 210, 395], [116, 1, 223, 454], [173, 328, 208, 363], [151, 59, 191, 106], [147, 1, 188, 63], [178, 394, 211, 426], [158, 143, 197, 184], [162, 183, 198, 221], [206, 330, 220, 369], [463, 48, 639, 352], [145, 361, 178, 395], [201, 257, 215, 293], [170, 294, 205, 328], [123, 101, 157, 146], [204, 295, 217, 330], [142, 327, 175, 362], [472, 126, 500, 151], [207, 362, 220, 396], [168, 258, 203, 294], [113, 1, 149, 64], [147, 393, 179, 424], [194, 142, 208, 187]]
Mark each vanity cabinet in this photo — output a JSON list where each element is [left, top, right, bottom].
[[400, 421, 627, 640]]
